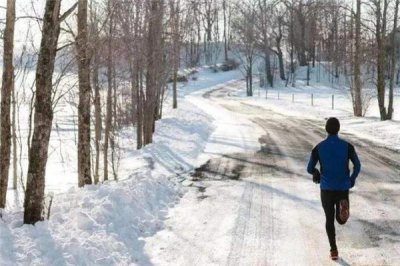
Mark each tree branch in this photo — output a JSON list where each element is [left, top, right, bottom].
[[59, 2, 78, 23]]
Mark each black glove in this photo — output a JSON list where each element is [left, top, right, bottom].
[[312, 169, 320, 184], [350, 179, 355, 188]]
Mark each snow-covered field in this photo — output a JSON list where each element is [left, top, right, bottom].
[[245, 86, 400, 151], [230, 67, 400, 152]]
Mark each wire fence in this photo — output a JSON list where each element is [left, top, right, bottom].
[[263, 89, 348, 111]]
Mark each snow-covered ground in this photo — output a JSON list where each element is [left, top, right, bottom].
[[230, 67, 400, 152], [2, 63, 400, 265], [0, 67, 242, 265], [0, 98, 214, 265], [6, 67, 242, 204], [142, 75, 400, 265]]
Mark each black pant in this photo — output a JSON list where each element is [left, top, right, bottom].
[[321, 190, 349, 251]]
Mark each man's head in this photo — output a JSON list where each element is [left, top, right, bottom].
[[325, 117, 340, 135]]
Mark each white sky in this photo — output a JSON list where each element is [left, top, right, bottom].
[[0, 0, 78, 52]]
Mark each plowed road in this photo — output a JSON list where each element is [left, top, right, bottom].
[[143, 80, 400, 266]]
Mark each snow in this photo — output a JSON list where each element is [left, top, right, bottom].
[[1, 61, 400, 264], [0, 99, 205, 264], [180, 67, 242, 96], [142, 68, 400, 265], [224, 69, 400, 152], [0, 98, 208, 265], [0, 66, 243, 265], [143, 178, 245, 266]]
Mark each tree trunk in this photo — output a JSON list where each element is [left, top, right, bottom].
[[246, 75, 249, 96], [0, 0, 16, 208], [275, 17, 285, 81], [387, 0, 399, 120], [24, 0, 62, 224], [12, 84, 17, 190], [277, 51, 285, 81], [353, 0, 362, 117], [248, 63, 253, 96], [137, 70, 144, 149], [170, 0, 179, 109], [297, 13, 308, 67], [0, 0, 15, 201], [77, 0, 92, 187], [223, 0, 228, 61], [111, 63, 118, 181], [289, 9, 295, 75], [90, 0, 101, 185], [104, 9, 113, 182], [144, 0, 164, 146], [376, 0, 388, 120], [93, 53, 101, 184], [172, 70, 178, 109], [265, 51, 273, 87]]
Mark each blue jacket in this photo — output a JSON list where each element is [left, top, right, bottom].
[[307, 135, 361, 190]]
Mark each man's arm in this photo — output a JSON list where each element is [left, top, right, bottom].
[[349, 143, 361, 183], [307, 146, 319, 174]]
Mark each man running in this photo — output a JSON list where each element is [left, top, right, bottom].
[[307, 117, 361, 260]]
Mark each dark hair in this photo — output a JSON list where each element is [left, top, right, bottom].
[[325, 117, 340, 135]]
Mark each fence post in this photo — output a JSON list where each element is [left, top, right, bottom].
[[292, 93, 294, 103], [278, 91, 280, 100], [311, 93, 314, 106], [332, 95, 334, 110]]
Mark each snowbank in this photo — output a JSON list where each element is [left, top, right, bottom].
[[0, 99, 215, 265]]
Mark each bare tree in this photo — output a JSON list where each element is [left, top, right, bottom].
[[223, 0, 229, 61], [184, 0, 202, 67], [387, 0, 399, 119], [89, 0, 102, 184], [271, 8, 286, 81], [143, 0, 165, 145], [12, 75, 17, 190], [0, 0, 16, 208], [169, 0, 182, 109], [104, 0, 114, 181], [255, 0, 274, 87], [76, 0, 92, 187], [201, 0, 218, 64], [232, 1, 257, 96], [371, 0, 391, 120], [24, 0, 77, 224], [351, 0, 363, 117]]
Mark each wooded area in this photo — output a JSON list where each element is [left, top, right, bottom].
[[0, 0, 399, 224]]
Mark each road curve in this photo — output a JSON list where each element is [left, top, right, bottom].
[[143, 80, 400, 266]]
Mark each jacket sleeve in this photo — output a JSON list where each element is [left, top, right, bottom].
[[307, 146, 319, 174], [349, 144, 361, 181]]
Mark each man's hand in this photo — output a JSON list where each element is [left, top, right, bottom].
[[313, 169, 320, 184], [350, 179, 355, 188]]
